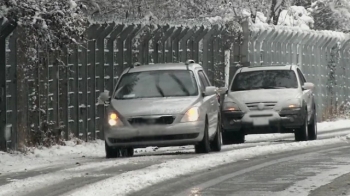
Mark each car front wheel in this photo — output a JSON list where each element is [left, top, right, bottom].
[[294, 110, 309, 141], [195, 119, 211, 153], [210, 119, 222, 152], [105, 141, 120, 158], [308, 109, 317, 140]]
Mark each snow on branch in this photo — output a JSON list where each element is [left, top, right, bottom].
[[0, 0, 91, 49]]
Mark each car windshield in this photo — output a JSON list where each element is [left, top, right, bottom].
[[114, 70, 198, 99], [231, 70, 298, 91]]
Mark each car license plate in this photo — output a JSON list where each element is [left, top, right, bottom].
[[253, 117, 269, 126]]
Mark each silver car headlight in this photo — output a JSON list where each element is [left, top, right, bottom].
[[181, 107, 200, 122], [223, 102, 241, 111], [108, 112, 124, 127]]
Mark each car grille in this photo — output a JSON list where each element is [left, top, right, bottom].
[[245, 102, 277, 111], [128, 116, 175, 126]]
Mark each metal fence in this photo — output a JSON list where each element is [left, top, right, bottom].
[[246, 24, 350, 121], [2, 18, 349, 151], [0, 21, 233, 151]]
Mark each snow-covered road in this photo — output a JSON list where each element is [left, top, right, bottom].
[[1, 119, 350, 196]]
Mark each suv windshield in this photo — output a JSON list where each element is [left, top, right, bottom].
[[231, 70, 298, 91], [114, 70, 198, 99]]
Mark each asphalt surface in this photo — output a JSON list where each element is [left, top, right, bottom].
[[1, 128, 350, 196], [132, 144, 350, 196]]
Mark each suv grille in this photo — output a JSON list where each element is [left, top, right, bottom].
[[128, 116, 175, 126], [246, 102, 277, 111]]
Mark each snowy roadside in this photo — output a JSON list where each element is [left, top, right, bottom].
[[1, 119, 350, 175], [63, 135, 350, 196]]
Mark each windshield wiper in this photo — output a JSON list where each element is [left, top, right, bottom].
[[169, 73, 190, 96], [262, 86, 287, 89], [156, 84, 165, 97]]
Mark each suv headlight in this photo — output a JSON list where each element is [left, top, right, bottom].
[[181, 107, 200, 122], [108, 112, 123, 126], [223, 102, 241, 111], [282, 99, 302, 110]]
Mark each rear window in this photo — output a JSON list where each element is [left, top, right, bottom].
[[231, 70, 298, 91], [114, 70, 198, 99]]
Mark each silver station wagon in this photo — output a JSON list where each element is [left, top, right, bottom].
[[99, 60, 224, 158]]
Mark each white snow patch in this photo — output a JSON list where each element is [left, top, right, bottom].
[[64, 137, 350, 196], [0, 155, 168, 196]]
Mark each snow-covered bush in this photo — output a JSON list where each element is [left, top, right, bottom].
[[278, 6, 314, 29], [309, 0, 350, 32], [1, 0, 89, 49]]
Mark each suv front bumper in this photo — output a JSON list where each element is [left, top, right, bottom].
[[221, 109, 306, 134]]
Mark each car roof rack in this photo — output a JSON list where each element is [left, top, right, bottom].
[[185, 59, 195, 65], [126, 62, 142, 73], [130, 62, 141, 68], [185, 59, 195, 70]]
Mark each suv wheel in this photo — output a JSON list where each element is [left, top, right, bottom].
[[126, 148, 134, 157], [308, 109, 317, 140], [294, 111, 308, 141], [222, 130, 245, 145], [105, 141, 121, 158], [195, 120, 211, 153], [210, 119, 222, 152]]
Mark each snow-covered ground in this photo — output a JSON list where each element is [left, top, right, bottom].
[[1, 119, 350, 175], [0, 119, 350, 196]]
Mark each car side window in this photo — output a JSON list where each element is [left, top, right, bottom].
[[198, 70, 210, 91], [297, 69, 306, 85]]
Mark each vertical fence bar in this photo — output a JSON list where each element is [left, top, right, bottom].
[[160, 27, 175, 63], [125, 25, 141, 67], [106, 25, 124, 92], [96, 24, 114, 139], [79, 43, 88, 141]]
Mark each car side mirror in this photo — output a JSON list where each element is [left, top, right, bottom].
[[302, 82, 314, 91], [204, 86, 217, 96], [217, 87, 228, 95], [98, 90, 111, 105]]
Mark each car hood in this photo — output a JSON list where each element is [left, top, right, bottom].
[[228, 89, 302, 103], [110, 97, 198, 117]]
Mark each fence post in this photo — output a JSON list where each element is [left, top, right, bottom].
[[95, 24, 115, 140], [240, 19, 249, 66], [193, 28, 208, 63], [188, 27, 205, 61], [159, 27, 175, 63], [84, 24, 102, 140], [166, 27, 182, 63], [173, 28, 189, 63], [0, 19, 17, 151], [125, 24, 142, 67], [254, 30, 268, 66], [138, 25, 158, 65], [106, 24, 124, 92]]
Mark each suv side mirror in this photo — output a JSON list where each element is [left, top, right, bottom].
[[98, 90, 111, 105], [217, 87, 228, 95], [302, 82, 314, 90], [204, 86, 216, 96]]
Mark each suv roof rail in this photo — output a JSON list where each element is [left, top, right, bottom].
[[131, 62, 141, 68], [185, 59, 195, 65], [126, 62, 142, 73]]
